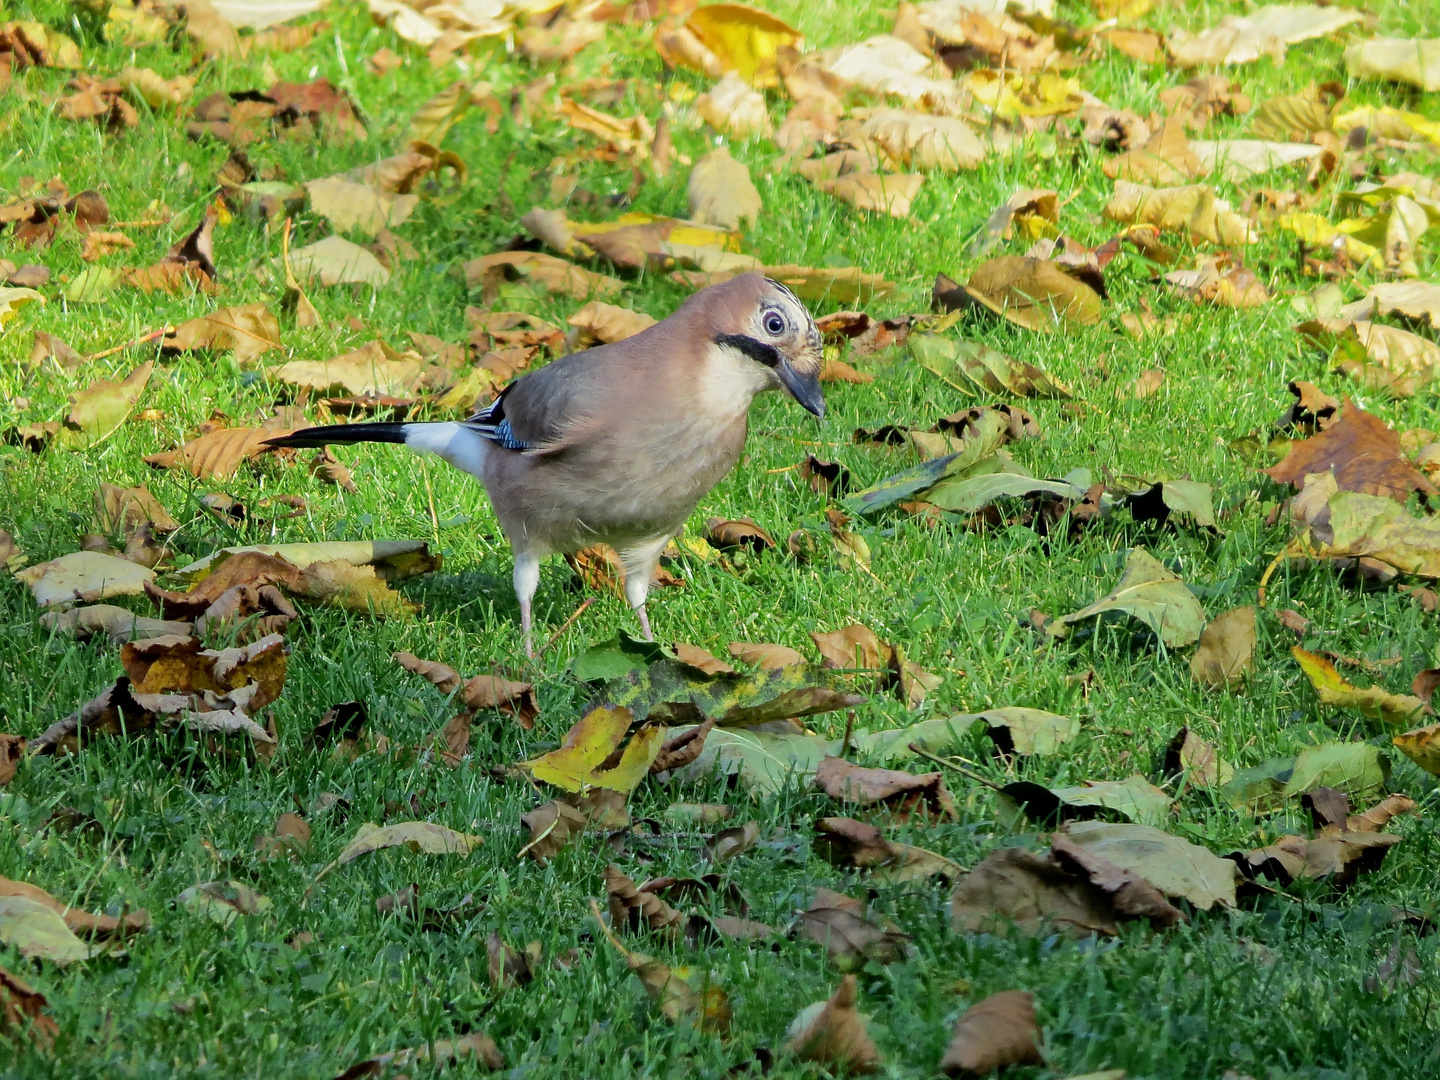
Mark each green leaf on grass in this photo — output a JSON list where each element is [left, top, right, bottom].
[[1059, 821, 1237, 911], [57, 361, 153, 450], [1225, 742, 1388, 814], [572, 631, 671, 682], [912, 335, 1072, 398], [0, 896, 95, 964], [1047, 548, 1207, 648], [177, 881, 273, 927], [594, 660, 865, 728]]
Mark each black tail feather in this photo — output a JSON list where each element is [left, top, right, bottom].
[[264, 422, 411, 449]]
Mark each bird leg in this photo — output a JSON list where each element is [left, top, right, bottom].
[[619, 535, 671, 643], [512, 550, 541, 657]]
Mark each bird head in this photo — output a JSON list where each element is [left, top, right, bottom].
[[710, 275, 825, 419]]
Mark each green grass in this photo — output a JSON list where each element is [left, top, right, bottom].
[[2, 0, 1439, 1076]]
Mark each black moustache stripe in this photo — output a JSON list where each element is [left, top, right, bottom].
[[714, 333, 783, 368]]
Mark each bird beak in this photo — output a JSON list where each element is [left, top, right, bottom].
[[777, 359, 825, 418]]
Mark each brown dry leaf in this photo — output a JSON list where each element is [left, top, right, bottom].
[[1104, 180, 1257, 246], [1163, 727, 1233, 788], [464, 250, 622, 300], [255, 812, 311, 860], [568, 301, 656, 346], [122, 633, 287, 708], [696, 71, 773, 137], [310, 448, 357, 493], [163, 303, 280, 363], [950, 846, 1120, 937], [958, 255, 1103, 332], [590, 899, 731, 1033], [799, 888, 911, 969], [673, 645, 734, 675], [783, 975, 882, 1075], [814, 816, 963, 883], [144, 425, 293, 480], [1165, 255, 1271, 309], [0, 966, 57, 1049], [1190, 605, 1256, 690], [705, 516, 775, 552], [0, 735, 23, 786], [81, 230, 134, 262], [704, 819, 759, 863], [940, 990, 1043, 1076], [652, 717, 717, 773], [95, 483, 179, 534], [517, 16, 605, 64], [1265, 402, 1437, 503], [558, 96, 656, 156], [687, 147, 761, 230], [813, 172, 924, 219], [815, 755, 956, 820], [288, 235, 390, 287], [727, 641, 806, 669], [272, 339, 437, 399], [1230, 831, 1402, 888], [487, 932, 543, 989], [518, 800, 588, 864], [1300, 317, 1440, 399], [856, 109, 986, 172], [57, 76, 139, 132], [606, 863, 688, 940], [1104, 118, 1202, 185]]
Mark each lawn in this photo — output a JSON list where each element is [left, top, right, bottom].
[[0, 0, 1438, 1076]]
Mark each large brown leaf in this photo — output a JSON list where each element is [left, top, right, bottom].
[[1265, 402, 1437, 502], [939, 990, 1043, 1076], [783, 975, 882, 1074], [814, 756, 956, 820]]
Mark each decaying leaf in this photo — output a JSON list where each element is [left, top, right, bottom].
[[784, 974, 882, 1074], [798, 888, 911, 969], [980, 708, 1080, 757], [16, 550, 156, 607], [687, 147, 761, 231], [0, 966, 58, 1048], [591, 899, 731, 1033], [518, 800, 588, 864], [940, 990, 1043, 1076], [814, 816, 963, 883], [1190, 606, 1256, 690], [1265, 403, 1436, 502], [1164, 727, 1233, 788], [1058, 821, 1236, 911], [814, 756, 956, 819]]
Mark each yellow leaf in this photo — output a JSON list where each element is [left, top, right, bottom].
[[523, 706, 662, 792], [686, 3, 801, 88], [1293, 647, 1427, 727], [1393, 722, 1440, 775]]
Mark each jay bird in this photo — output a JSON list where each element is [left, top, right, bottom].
[[266, 272, 825, 655]]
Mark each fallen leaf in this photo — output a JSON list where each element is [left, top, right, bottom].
[[814, 816, 963, 883], [687, 147, 760, 230], [685, 2, 800, 87], [163, 303, 281, 363], [1059, 821, 1236, 910], [0, 966, 57, 1048], [1167, 4, 1363, 67], [590, 899, 730, 1032], [567, 301, 656, 345], [57, 362, 152, 449], [814, 755, 956, 819], [705, 820, 759, 862], [1345, 36, 1440, 92], [289, 234, 390, 287], [1105, 180, 1256, 246], [1164, 727, 1233, 788], [1393, 723, 1440, 775], [1190, 606, 1256, 690], [522, 706, 662, 792], [1266, 403, 1435, 502], [799, 889, 911, 969], [0, 897, 95, 964], [940, 990, 1043, 1076], [1293, 647, 1426, 727], [463, 250, 621, 299], [177, 881, 271, 925], [518, 800, 588, 864], [957, 255, 1103, 332], [981, 707, 1080, 756], [0, 878, 148, 940], [336, 1031, 503, 1077], [16, 550, 155, 607], [783, 975, 882, 1074], [304, 177, 418, 237], [318, 821, 482, 879], [255, 812, 311, 860], [1165, 256, 1271, 309], [1046, 548, 1206, 648]]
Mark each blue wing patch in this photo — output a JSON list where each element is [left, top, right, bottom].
[[466, 398, 535, 452]]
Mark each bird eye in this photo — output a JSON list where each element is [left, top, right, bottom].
[[763, 312, 786, 336]]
